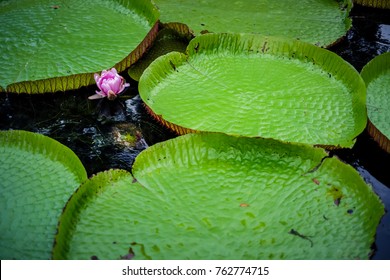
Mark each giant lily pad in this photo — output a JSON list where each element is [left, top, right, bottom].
[[361, 52, 390, 153], [53, 133, 383, 259], [0, 0, 159, 93], [153, 0, 352, 47], [139, 33, 367, 147], [0, 130, 87, 259]]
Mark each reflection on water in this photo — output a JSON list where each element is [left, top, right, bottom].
[[378, 24, 390, 45], [330, 5, 390, 71], [0, 87, 175, 176]]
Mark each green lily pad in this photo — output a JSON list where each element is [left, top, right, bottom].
[[361, 52, 390, 153], [139, 33, 367, 147], [153, 0, 352, 47], [128, 27, 191, 81], [0, 0, 159, 93], [53, 133, 383, 259], [53, 169, 140, 260], [0, 130, 87, 259]]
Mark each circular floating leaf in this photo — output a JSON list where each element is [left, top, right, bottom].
[[0, 130, 87, 259], [139, 33, 367, 147], [361, 52, 390, 153], [53, 133, 383, 259], [0, 0, 159, 93], [153, 0, 352, 47]]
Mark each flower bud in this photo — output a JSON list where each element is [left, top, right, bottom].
[[89, 68, 130, 100]]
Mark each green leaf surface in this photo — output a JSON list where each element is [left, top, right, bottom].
[[128, 27, 191, 81], [139, 33, 367, 147], [153, 0, 352, 47], [361, 52, 390, 137], [53, 133, 383, 259], [53, 169, 143, 260], [0, 0, 159, 93], [361, 52, 390, 151], [0, 130, 87, 259]]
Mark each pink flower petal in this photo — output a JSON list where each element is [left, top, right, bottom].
[[101, 81, 113, 96], [106, 79, 119, 93], [92, 68, 130, 100], [94, 73, 101, 85], [88, 93, 105, 100]]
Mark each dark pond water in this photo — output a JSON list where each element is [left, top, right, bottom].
[[0, 4, 389, 259], [329, 5, 390, 259]]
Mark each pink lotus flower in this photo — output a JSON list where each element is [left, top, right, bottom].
[[89, 68, 130, 100]]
